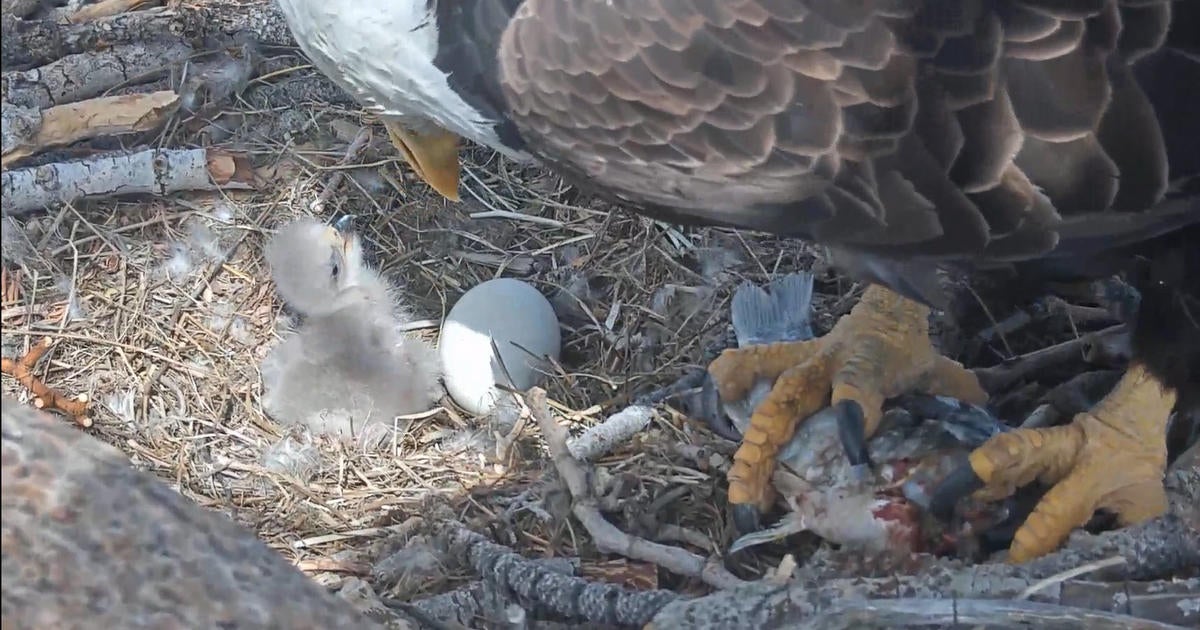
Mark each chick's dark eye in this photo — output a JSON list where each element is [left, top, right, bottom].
[[329, 252, 340, 279]]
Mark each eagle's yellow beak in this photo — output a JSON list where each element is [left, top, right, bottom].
[[383, 121, 462, 202]]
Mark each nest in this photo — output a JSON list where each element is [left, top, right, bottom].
[[5, 3, 1187, 621], [0, 63, 841, 596]]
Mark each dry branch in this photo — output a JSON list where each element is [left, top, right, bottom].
[[566, 403, 654, 462], [0, 400, 413, 629], [2, 42, 193, 110], [67, 0, 158, 24], [420, 516, 1198, 629], [975, 325, 1128, 392], [648, 564, 1199, 628], [406, 546, 594, 627], [1, 147, 254, 214], [1, 91, 179, 167], [802, 597, 1189, 630], [435, 522, 677, 627], [527, 387, 748, 591], [2, 3, 294, 70], [0, 338, 89, 426]]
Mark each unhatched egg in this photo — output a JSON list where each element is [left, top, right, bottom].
[[439, 278, 561, 414]]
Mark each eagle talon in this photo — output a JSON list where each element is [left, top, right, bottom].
[[714, 285, 988, 541], [699, 372, 744, 441], [834, 399, 872, 469], [929, 457, 986, 522], [929, 363, 1174, 562], [731, 503, 763, 537]]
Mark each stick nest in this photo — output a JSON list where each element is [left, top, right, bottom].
[[1, 0, 1170, 612]]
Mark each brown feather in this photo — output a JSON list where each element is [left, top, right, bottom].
[[496, 0, 1186, 267]]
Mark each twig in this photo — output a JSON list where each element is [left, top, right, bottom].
[[974, 325, 1127, 392], [294, 558, 371, 576], [312, 127, 373, 212], [0, 338, 90, 426], [2, 147, 254, 215], [291, 517, 425, 550], [468, 209, 565, 228], [566, 404, 654, 462], [1017, 556, 1126, 600], [526, 387, 748, 590]]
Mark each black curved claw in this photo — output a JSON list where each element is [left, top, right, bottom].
[[731, 503, 763, 537], [699, 373, 744, 442], [929, 454, 986, 522], [834, 399, 874, 470]]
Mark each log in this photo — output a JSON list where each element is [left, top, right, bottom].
[[2, 3, 294, 71], [3, 42, 194, 110], [1, 91, 180, 167], [1, 147, 254, 214], [0, 399, 412, 629], [416, 515, 1199, 628], [436, 523, 678, 627]]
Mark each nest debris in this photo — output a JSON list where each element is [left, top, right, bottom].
[[2, 2, 1196, 628]]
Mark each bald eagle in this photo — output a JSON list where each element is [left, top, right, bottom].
[[277, 0, 1199, 562]]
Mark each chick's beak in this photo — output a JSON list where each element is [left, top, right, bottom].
[[383, 121, 462, 202], [320, 222, 357, 263]]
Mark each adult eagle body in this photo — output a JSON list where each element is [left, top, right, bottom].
[[277, 0, 1200, 562]]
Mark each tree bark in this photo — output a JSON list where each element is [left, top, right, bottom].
[[1, 400, 412, 629], [2, 2, 293, 71], [2, 147, 254, 214]]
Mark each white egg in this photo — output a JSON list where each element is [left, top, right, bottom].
[[439, 278, 561, 415]]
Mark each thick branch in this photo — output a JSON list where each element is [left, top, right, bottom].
[[1, 147, 254, 214], [438, 523, 677, 627], [648, 570, 1199, 628], [1, 91, 179, 167], [804, 597, 1190, 630], [2, 42, 194, 110], [1, 400, 404, 628], [2, 3, 293, 70]]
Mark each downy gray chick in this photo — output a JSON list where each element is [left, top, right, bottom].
[[260, 218, 441, 445]]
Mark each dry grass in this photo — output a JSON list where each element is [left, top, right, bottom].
[[2, 5, 1107, 604], [0, 39, 854, 596]]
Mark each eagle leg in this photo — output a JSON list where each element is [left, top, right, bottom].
[[931, 363, 1173, 563], [711, 284, 988, 534]]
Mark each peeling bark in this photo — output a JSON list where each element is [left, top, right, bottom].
[[1, 90, 179, 167], [2, 3, 293, 71], [567, 404, 655, 462], [1, 400, 409, 629], [437, 523, 679, 627], [652, 573, 1195, 628], [2, 42, 194, 109], [2, 147, 255, 214]]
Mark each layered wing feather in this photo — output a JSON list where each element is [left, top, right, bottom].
[[496, 0, 1195, 264]]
